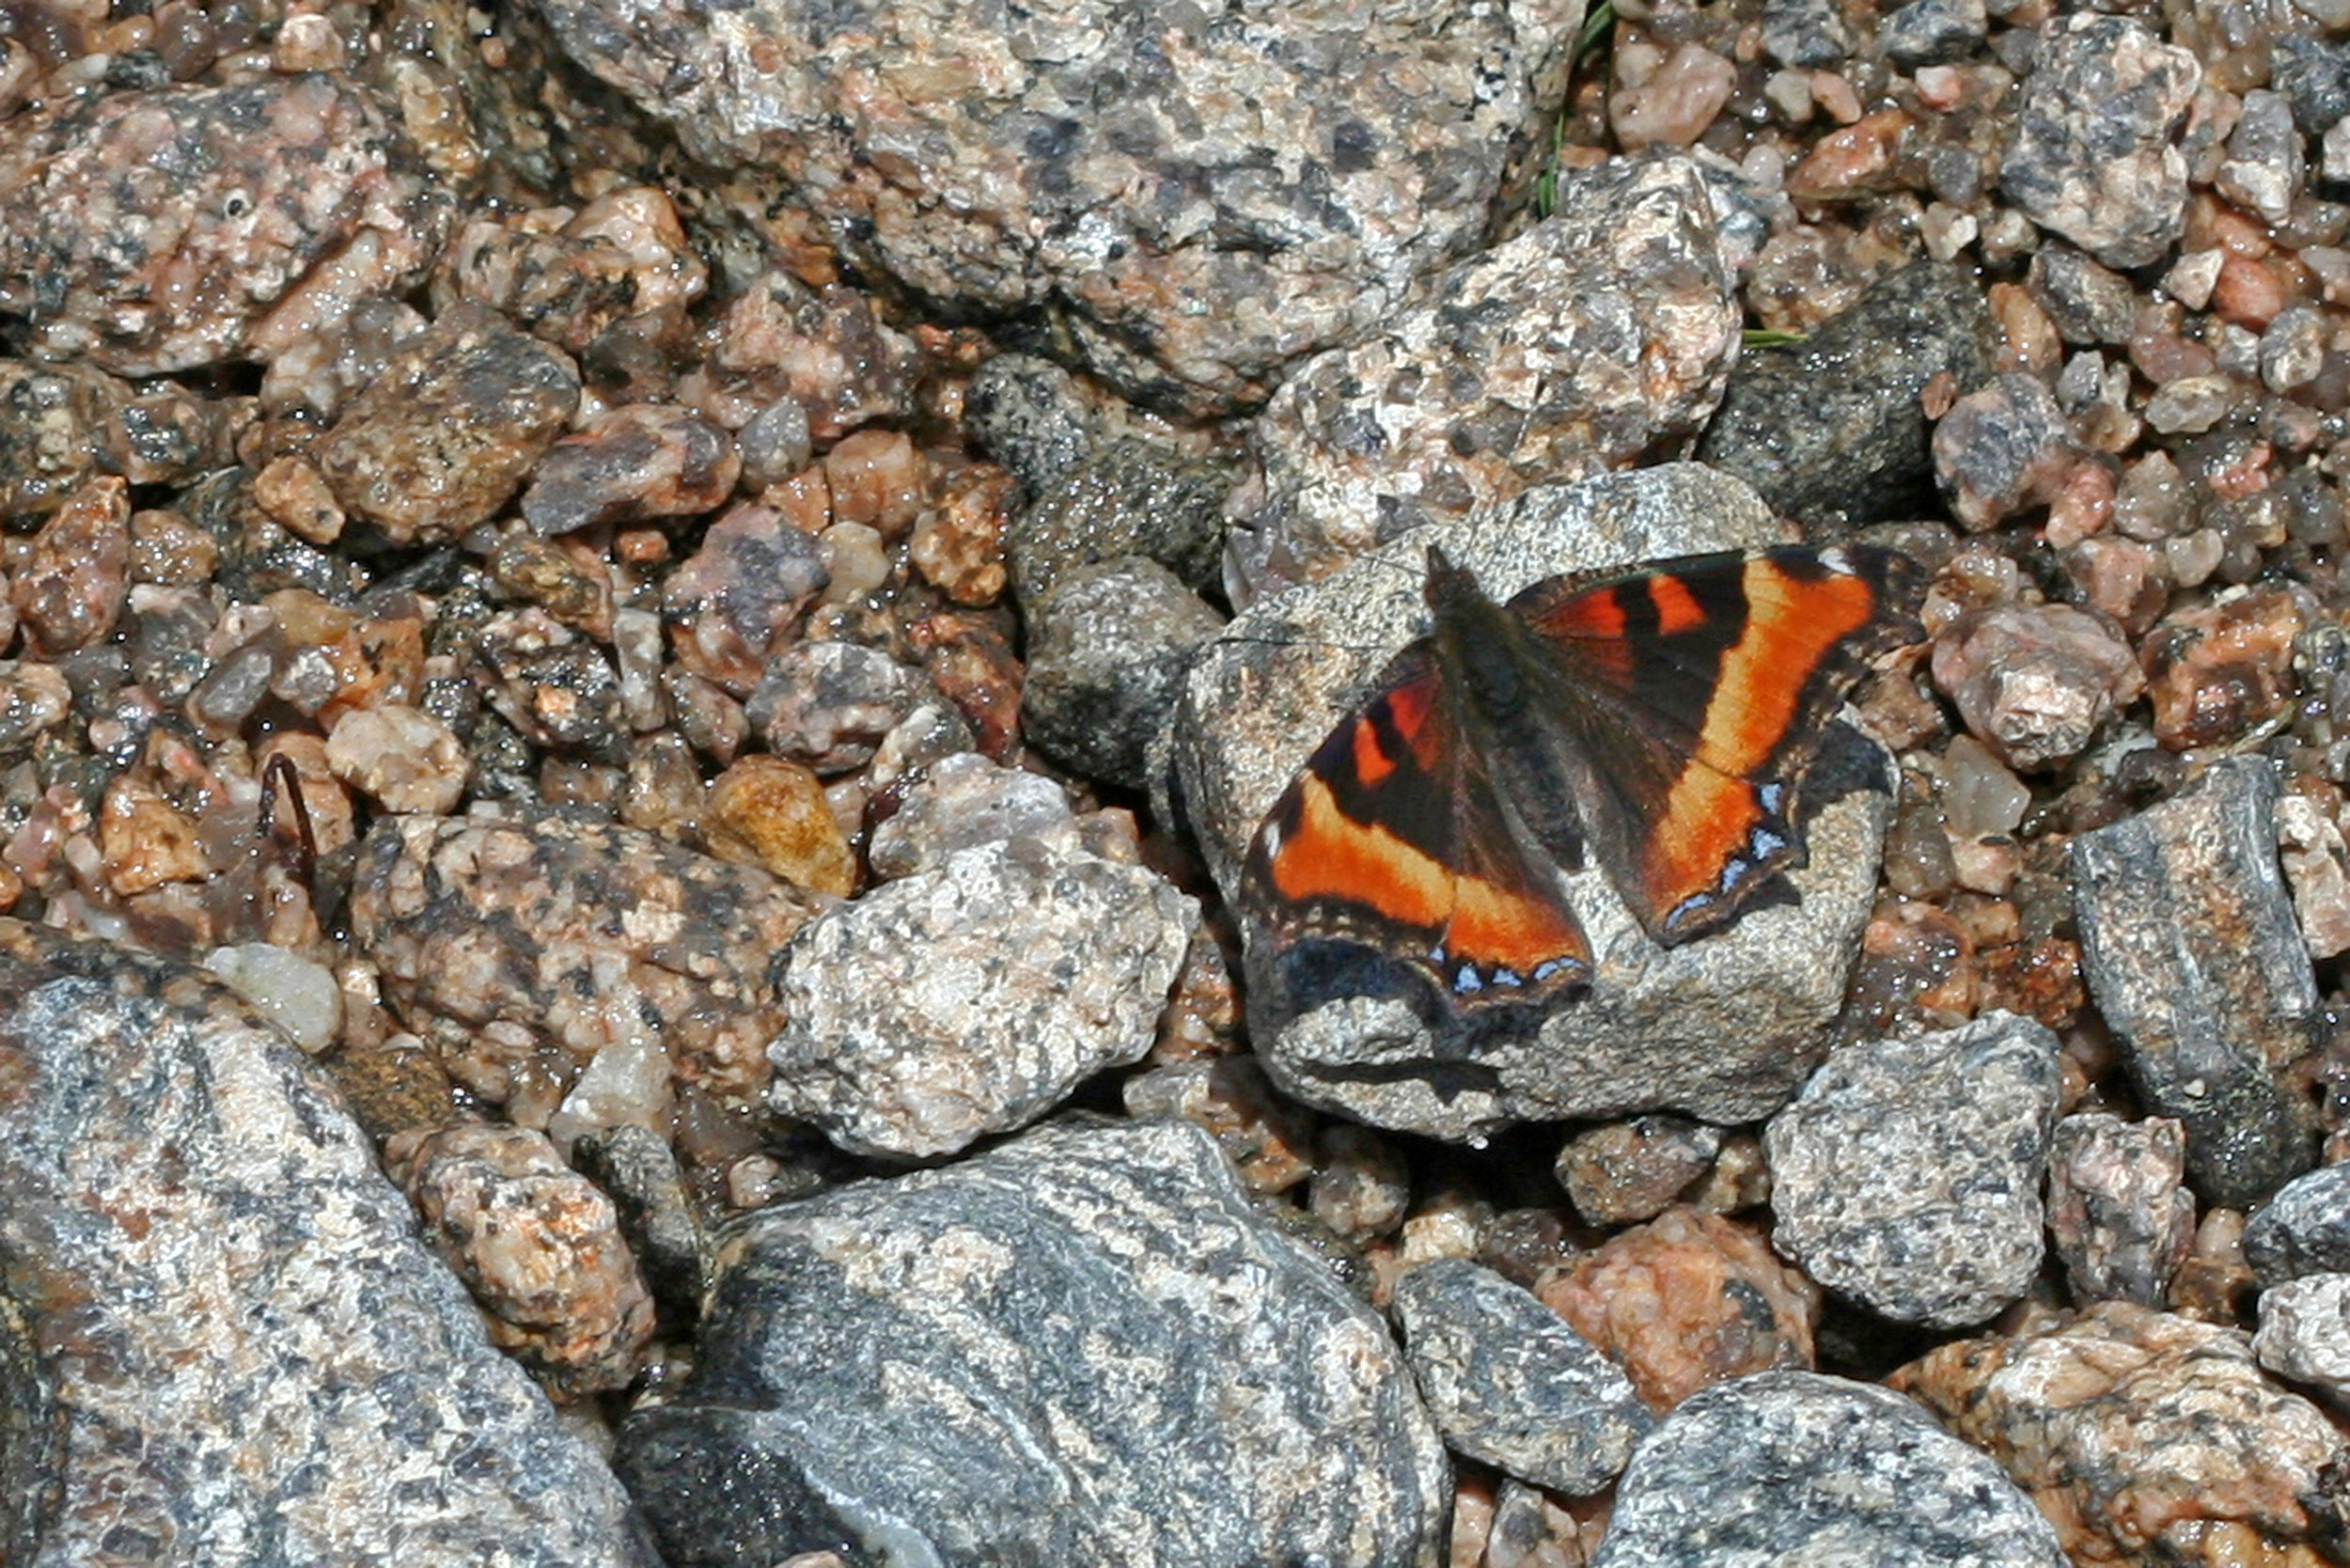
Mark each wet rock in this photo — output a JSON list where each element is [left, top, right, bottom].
[[569, 1122, 707, 1328], [0, 75, 446, 375], [1122, 1053, 1316, 1194], [746, 640, 921, 776], [2029, 245, 2139, 347], [1556, 1115, 1724, 1227], [1767, 1012, 2060, 1327], [520, 404, 738, 534], [1930, 603, 2143, 772], [693, 275, 921, 444], [348, 808, 818, 1107], [433, 186, 709, 357], [543, 0, 1575, 416], [661, 503, 830, 695], [2072, 757, 2320, 1206], [1999, 13, 2200, 269], [1760, 0, 1850, 68], [386, 1122, 656, 1399], [476, 614, 626, 756], [317, 305, 582, 544], [1932, 371, 2078, 531], [324, 701, 469, 814], [0, 359, 124, 519], [1537, 1206, 1819, 1413], [1697, 260, 1995, 527], [769, 837, 1193, 1157], [11, 474, 130, 657], [1024, 557, 1228, 792], [2139, 586, 2309, 751], [2218, 89, 2305, 227], [701, 753, 855, 897], [2245, 1163, 2350, 1286], [1229, 156, 1738, 595], [1009, 440, 1230, 607], [964, 353, 1098, 494], [1594, 1372, 2069, 1568], [1892, 1302, 2350, 1568], [2254, 1274, 2350, 1409], [612, 1117, 1449, 1566], [0, 920, 656, 1566], [197, 941, 344, 1054], [2046, 1112, 2197, 1307], [1878, 0, 1986, 70], [2274, 34, 2350, 136], [1181, 464, 1889, 1141], [864, 750, 1078, 881], [1392, 1258, 1651, 1496]]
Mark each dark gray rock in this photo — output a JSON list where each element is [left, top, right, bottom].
[[963, 353, 1099, 496], [1697, 261, 1996, 528], [1024, 557, 1229, 791], [1391, 1258, 1651, 1495], [768, 838, 1195, 1157], [2246, 1163, 2350, 1287], [1229, 155, 1739, 597], [612, 1117, 1449, 1567], [2273, 34, 2350, 137], [2072, 757, 2320, 1207], [2028, 246, 2138, 347], [1760, 0, 1851, 67], [1767, 1012, 2061, 1328], [1592, 1372, 2070, 1567], [1998, 13, 2201, 269], [2046, 1112, 2196, 1307], [1932, 371, 2078, 533], [534, 0, 1580, 416], [1009, 439, 1232, 607], [0, 920, 656, 1567], [1176, 464, 1891, 1141], [571, 1122, 709, 1327], [1878, 0, 1986, 70]]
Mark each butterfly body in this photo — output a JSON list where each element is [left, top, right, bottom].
[[1239, 542, 1922, 1022]]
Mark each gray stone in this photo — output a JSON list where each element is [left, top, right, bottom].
[[570, 1122, 709, 1327], [769, 838, 1195, 1157], [2028, 246, 2138, 347], [1176, 464, 1891, 1141], [2072, 757, 2320, 1206], [1760, 0, 1851, 67], [1024, 557, 1229, 791], [1227, 155, 1739, 598], [2045, 1112, 2195, 1307], [612, 1117, 1449, 1567], [2254, 1273, 2350, 1408], [2245, 1163, 2350, 1286], [1998, 13, 2200, 269], [1767, 1012, 2061, 1328], [745, 640, 921, 776], [2217, 89, 2306, 227], [1878, 0, 1987, 70], [1391, 1258, 1652, 1495], [1592, 1372, 2069, 1568], [1697, 261, 1996, 528], [2273, 33, 2350, 136], [964, 353, 1098, 495], [534, 0, 1580, 416], [1009, 439, 1232, 607], [0, 920, 657, 1568], [865, 750, 1081, 881]]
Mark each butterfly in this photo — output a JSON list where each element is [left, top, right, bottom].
[[1237, 543, 1923, 1019]]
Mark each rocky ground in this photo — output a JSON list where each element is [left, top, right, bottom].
[[4, 0, 2350, 1560]]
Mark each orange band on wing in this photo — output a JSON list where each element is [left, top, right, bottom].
[[1644, 559, 1876, 907], [1446, 869, 1590, 976], [1644, 573, 1708, 635]]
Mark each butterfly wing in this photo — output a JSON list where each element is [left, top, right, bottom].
[[1505, 546, 1921, 945], [1240, 645, 1592, 1013]]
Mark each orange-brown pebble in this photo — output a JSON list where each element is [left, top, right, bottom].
[[99, 774, 211, 895], [1781, 107, 1907, 199], [128, 508, 221, 587], [2139, 585, 2311, 750], [1989, 282, 2061, 375], [912, 462, 1016, 606], [1535, 1205, 1819, 1413], [13, 474, 129, 657], [702, 754, 856, 897], [822, 428, 926, 540], [253, 453, 346, 544], [2211, 254, 2285, 331]]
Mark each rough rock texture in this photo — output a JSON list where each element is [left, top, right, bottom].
[[1227, 156, 1741, 596], [1556, 1114, 1724, 1227], [1766, 1012, 2061, 1328], [1008, 439, 1230, 607], [2072, 757, 2320, 1206], [1537, 1206, 1820, 1414], [1591, 1372, 2069, 1568], [1893, 1303, 2350, 1568], [1933, 603, 2145, 772], [864, 750, 1080, 880], [1390, 1258, 1652, 1496], [1023, 557, 1228, 792], [1697, 260, 1997, 527], [2046, 1112, 2196, 1307], [0, 919, 656, 1567], [347, 808, 818, 1106], [2245, 1162, 2350, 1287], [317, 304, 582, 544], [535, 0, 1580, 416], [769, 837, 1195, 1157], [0, 74, 447, 375], [1177, 464, 1891, 1140], [1998, 13, 2201, 268], [611, 1117, 1449, 1567], [2255, 1274, 2350, 1409], [388, 1123, 657, 1399]]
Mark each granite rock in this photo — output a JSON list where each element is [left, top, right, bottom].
[[2046, 1112, 2196, 1307]]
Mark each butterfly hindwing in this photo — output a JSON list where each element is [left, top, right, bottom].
[[1241, 647, 1592, 1012], [1506, 546, 1921, 944]]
